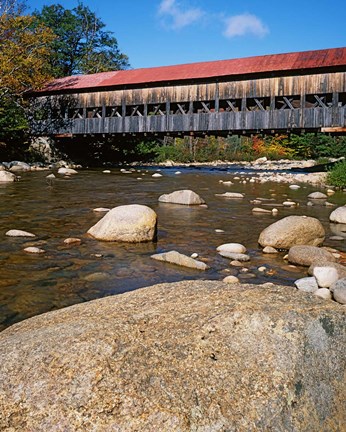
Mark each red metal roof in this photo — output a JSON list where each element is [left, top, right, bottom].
[[38, 47, 346, 94]]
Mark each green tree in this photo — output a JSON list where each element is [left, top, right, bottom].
[[35, 2, 130, 77]]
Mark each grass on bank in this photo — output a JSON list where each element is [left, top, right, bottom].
[[326, 160, 346, 188]]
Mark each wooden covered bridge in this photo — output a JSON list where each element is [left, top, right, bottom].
[[30, 47, 346, 137]]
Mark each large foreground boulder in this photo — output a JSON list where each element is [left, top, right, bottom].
[[258, 215, 325, 249], [87, 204, 157, 242], [0, 170, 16, 182], [0, 281, 345, 431], [158, 189, 205, 205]]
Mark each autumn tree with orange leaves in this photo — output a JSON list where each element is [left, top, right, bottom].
[[0, 0, 54, 148]]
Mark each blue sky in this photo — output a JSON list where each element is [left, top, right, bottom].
[[28, 0, 346, 69]]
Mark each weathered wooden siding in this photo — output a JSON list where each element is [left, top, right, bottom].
[[31, 71, 346, 135]]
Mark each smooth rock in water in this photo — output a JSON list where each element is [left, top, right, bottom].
[[64, 238, 81, 245], [24, 246, 45, 254], [46, 173, 55, 179], [314, 288, 332, 300], [308, 191, 328, 199], [83, 272, 110, 282], [0, 280, 345, 431], [308, 262, 346, 282], [9, 163, 31, 172], [151, 250, 208, 270], [329, 206, 346, 224], [93, 207, 110, 213], [152, 173, 162, 178], [329, 236, 344, 241], [283, 201, 297, 207], [190, 253, 198, 259], [288, 245, 336, 267], [158, 190, 205, 205], [223, 275, 240, 284], [215, 229, 225, 233], [58, 167, 78, 175], [258, 216, 325, 249], [217, 243, 246, 254], [289, 184, 300, 190], [175, 171, 181, 175], [218, 251, 250, 261], [262, 246, 278, 254], [103, 170, 111, 174], [6, 229, 35, 237], [230, 260, 243, 266], [294, 277, 319, 293], [313, 266, 339, 288], [252, 207, 271, 214], [215, 192, 244, 198], [87, 204, 157, 242], [0, 171, 17, 182]]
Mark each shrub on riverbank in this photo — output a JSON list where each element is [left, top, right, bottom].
[[135, 133, 346, 164], [327, 160, 346, 188]]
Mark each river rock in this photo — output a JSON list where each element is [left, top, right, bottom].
[[0, 171, 17, 182], [215, 192, 244, 198], [0, 280, 345, 431], [222, 275, 240, 284], [57, 167, 78, 175], [151, 250, 208, 270], [308, 262, 346, 281], [314, 288, 332, 300], [87, 204, 157, 242], [252, 207, 272, 213], [262, 246, 278, 254], [218, 251, 250, 261], [258, 216, 325, 249], [9, 162, 31, 172], [313, 266, 339, 288], [330, 276, 346, 292], [332, 278, 346, 304], [6, 229, 35, 237], [158, 190, 205, 205], [308, 192, 328, 199], [63, 237, 81, 245], [217, 243, 246, 254], [23, 246, 45, 254], [294, 277, 319, 293], [288, 245, 336, 267], [329, 206, 346, 224]]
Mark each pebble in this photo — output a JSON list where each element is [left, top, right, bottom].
[[191, 253, 199, 259], [308, 192, 328, 199], [102, 170, 111, 174], [152, 173, 162, 178], [262, 246, 278, 254], [230, 260, 243, 267], [258, 266, 267, 272], [215, 192, 244, 198], [175, 171, 182, 175], [222, 275, 240, 284], [252, 207, 272, 214], [46, 173, 55, 179], [64, 238, 81, 245], [289, 185, 300, 190], [217, 243, 247, 254], [314, 288, 332, 300], [329, 236, 344, 241], [6, 229, 35, 237], [215, 229, 225, 233], [218, 251, 250, 261], [24, 246, 45, 254], [93, 207, 110, 212], [283, 201, 297, 207]]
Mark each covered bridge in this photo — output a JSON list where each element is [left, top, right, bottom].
[[30, 47, 346, 137]]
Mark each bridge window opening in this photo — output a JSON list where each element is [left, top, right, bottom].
[[105, 106, 122, 117], [246, 97, 270, 111], [147, 103, 166, 115], [275, 95, 301, 110], [86, 107, 102, 118], [125, 104, 144, 116], [68, 108, 83, 119], [169, 102, 188, 115], [305, 93, 332, 108], [194, 100, 216, 113], [218, 99, 241, 112]]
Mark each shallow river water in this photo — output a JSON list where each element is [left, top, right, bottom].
[[1, 165, 345, 330]]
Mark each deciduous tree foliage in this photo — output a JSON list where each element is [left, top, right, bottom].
[[35, 2, 130, 77], [0, 0, 55, 144]]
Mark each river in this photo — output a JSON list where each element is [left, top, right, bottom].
[[1, 165, 345, 330]]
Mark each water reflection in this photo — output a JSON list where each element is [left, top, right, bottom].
[[0, 166, 345, 330]]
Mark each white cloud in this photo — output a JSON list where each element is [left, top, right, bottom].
[[158, 0, 204, 29], [224, 13, 269, 38]]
